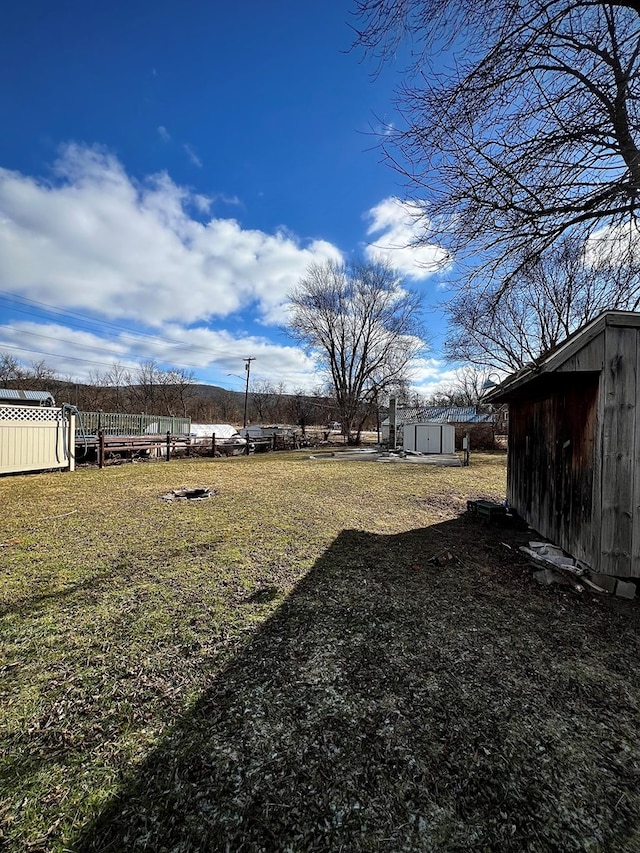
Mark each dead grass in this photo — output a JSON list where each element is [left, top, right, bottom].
[[2, 452, 640, 851]]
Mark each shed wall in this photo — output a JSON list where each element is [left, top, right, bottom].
[[556, 335, 604, 374], [598, 326, 640, 576], [507, 375, 598, 567]]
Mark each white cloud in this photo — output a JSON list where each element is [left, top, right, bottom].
[[376, 121, 394, 137], [407, 356, 461, 398], [365, 197, 450, 279], [0, 144, 342, 328], [0, 321, 133, 377], [0, 149, 460, 390], [212, 192, 242, 207], [157, 125, 171, 142], [0, 319, 321, 388], [183, 143, 202, 168], [584, 221, 640, 269]]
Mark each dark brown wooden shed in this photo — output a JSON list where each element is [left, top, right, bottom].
[[485, 311, 640, 578]]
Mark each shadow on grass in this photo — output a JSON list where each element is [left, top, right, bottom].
[[2, 539, 223, 619], [72, 517, 640, 853], [0, 558, 149, 618]]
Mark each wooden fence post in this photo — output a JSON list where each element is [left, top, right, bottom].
[[211, 433, 216, 457], [166, 430, 171, 462], [98, 429, 105, 469]]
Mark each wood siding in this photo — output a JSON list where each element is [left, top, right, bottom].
[[499, 314, 640, 577], [556, 335, 604, 374], [599, 326, 639, 576], [507, 376, 598, 567]]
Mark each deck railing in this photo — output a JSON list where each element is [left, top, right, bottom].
[[78, 411, 191, 436]]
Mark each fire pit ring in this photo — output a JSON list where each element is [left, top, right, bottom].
[[160, 487, 217, 502]]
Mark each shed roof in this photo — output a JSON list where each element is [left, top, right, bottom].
[[0, 389, 55, 405], [484, 310, 640, 403], [383, 406, 493, 426]]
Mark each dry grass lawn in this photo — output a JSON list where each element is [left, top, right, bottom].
[[2, 452, 640, 852]]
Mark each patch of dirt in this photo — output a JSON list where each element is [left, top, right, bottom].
[[415, 491, 506, 518], [416, 492, 470, 516]]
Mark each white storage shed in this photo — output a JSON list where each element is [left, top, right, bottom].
[[403, 422, 455, 454]]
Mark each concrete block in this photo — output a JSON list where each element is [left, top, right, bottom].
[[585, 572, 618, 594], [534, 569, 571, 587], [615, 580, 636, 599]]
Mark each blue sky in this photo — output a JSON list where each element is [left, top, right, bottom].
[[0, 1, 458, 395]]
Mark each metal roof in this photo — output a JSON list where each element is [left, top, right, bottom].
[[0, 389, 55, 405], [383, 406, 494, 426], [421, 406, 493, 424]]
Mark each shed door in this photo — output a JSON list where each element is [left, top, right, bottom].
[[417, 425, 443, 454]]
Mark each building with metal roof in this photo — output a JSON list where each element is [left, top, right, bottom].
[[0, 389, 55, 406], [381, 406, 493, 437]]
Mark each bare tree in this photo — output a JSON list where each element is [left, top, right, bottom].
[[216, 389, 242, 424], [103, 362, 130, 413], [286, 388, 320, 436], [75, 370, 109, 411], [444, 237, 640, 370], [425, 367, 493, 407], [251, 380, 288, 424], [27, 359, 58, 387], [354, 1, 640, 290], [288, 260, 426, 444], [250, 379, 271, 423], [156, 367, 196, 418], [0, 353, 25, 386], [127, 360, 161, 414]]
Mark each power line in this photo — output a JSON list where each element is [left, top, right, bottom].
[[0, 290, 168, 343], [0, 291, 257, 377], [0, 289, 240, 360], [0, 341, 136, 370], [0, 325, 217, 373], [0, 291, 303, 388]]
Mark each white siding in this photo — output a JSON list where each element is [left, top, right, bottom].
[[0, 406, 75, 474], [403, 422, 455, 454]]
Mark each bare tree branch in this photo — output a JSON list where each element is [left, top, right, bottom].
[[354, 1, 640, 288], [443, 234, 640, 369]]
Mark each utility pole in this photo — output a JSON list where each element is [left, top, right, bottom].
[[243, 357, 255, 428]]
